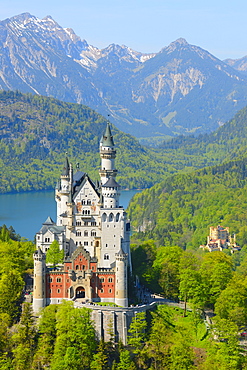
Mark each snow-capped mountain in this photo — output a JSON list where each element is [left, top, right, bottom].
[[1, 13, 247, 137]]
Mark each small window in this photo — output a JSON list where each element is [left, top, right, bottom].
[[104, 254, 109, 260], [76, 265, 79, 270], [101, 288, 104, 293], [99, 277, 105, 283], [108, 277, 113, 283], [84, 231, 88, 237], [84, 241, 88, 246], [57, 277, 61, 283], [109, 289, 112, 294], [49, 277, 53, 283], [57, 289, 60, 293], [91, 231, 96, 237]]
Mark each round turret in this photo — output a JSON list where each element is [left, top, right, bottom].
[[33, 247, 46, 313], [115, 247, 128, 307]]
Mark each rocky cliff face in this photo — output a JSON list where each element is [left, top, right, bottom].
[[1, 13, 247, 137]]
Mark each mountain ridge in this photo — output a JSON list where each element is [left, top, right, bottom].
[[1, 13, 247, 137]]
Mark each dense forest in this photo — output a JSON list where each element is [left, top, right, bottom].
[[128, 156, 247, 250]]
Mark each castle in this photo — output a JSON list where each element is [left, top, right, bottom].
[[200, 225, 241, 253], [33, 124, 131, 313]]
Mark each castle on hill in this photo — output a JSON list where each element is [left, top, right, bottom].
[[200, 225, 241, 253], [33, 124, 131, 313]]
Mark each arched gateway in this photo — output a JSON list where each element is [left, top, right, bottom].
[[76, 287, 85, 299]]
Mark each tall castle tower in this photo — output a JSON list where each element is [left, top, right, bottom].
[[115, 247, 128, 307], [99, 123, 117, 185], [33, 247, 46, 313], [33, 123, 131, 313]]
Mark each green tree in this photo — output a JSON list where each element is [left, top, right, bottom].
[[90, 340, 108, 370], [144, 306, 173, 370], [11, 303, 37, 370], [128, 312, 147, 368], [0, 270, 24, 322], [200, 252, 233, 306], [51, 301, 96, 370], [117, 350, 136, 370], [179, 252, 205, 314], [154, 246, 183, 300], [32, 304, 58, 369], [169, 331, 195, 370], [46, 240, 64, 267], [214, 275, 247, 328]]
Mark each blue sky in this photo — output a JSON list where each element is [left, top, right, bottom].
[[1, 0, 247, 60]]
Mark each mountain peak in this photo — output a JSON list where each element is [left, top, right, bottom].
[[172, 38, 188, 46]]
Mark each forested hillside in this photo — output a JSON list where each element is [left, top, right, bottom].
[[0, 91, 170, 193], [128, 157, 247, 249], [2, 90, 247, 194], [158, 103, 247, 167]]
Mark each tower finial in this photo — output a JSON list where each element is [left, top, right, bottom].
[[102, 123, 114, 147]]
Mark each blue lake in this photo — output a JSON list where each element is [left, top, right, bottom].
[[0, 189, 141, 240]]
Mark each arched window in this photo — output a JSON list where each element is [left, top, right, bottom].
[[87, 200, 91, 205], [108, 277, 113, 283], [91, 230, 96, 237], [102, 213, 107, 222], [109, 213, 114, 222], [57, 277, 62, 283], [84, 231, 88, 237], [75, 265, 79, 270], [116, 213, 120, 222], [104, 254, 109, 260]]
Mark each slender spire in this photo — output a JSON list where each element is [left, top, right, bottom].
[[102, 123, 114, 147], [62, 156, 69, 177]]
